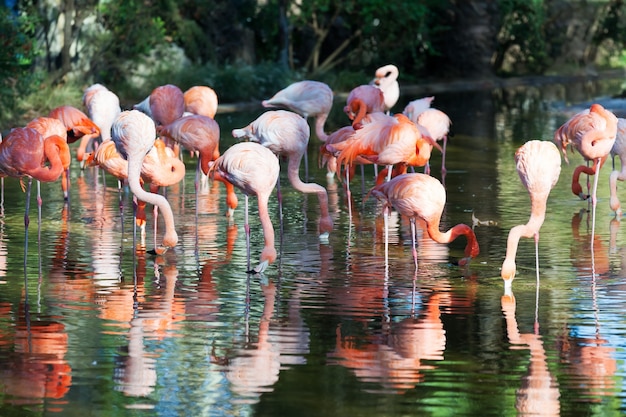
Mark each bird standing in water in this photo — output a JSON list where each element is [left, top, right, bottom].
[[208, 141, 280, 273], [232, 110, 334, 240], [111, 110, 178, 255], [371, 172, 479, 269], [372, 64, 400, 113], [501, 140, 561, 290]]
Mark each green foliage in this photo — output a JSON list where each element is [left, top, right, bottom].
[[495, 0, 550, 74], [90, 0, 168, 84], [0, 6, 42, 127], [594, 0, 626, 46]]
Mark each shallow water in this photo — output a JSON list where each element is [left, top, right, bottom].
[[1, 78, 626, 416]]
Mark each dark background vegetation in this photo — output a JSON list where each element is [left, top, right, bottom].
[[1, 0, 626, 126]]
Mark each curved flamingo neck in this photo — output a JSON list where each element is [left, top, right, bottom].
[[126, 155, 178, 251], [32, 135, 70, 182], [314, 114, 329, 142], [286, 155, 333, 235], [426, 221, 478, 258]]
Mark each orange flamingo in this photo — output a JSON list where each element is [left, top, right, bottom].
[[608, 118, 626, 216], [330, 113, 441, 185], [232, 110, 333, 239], [208, 141, 280, 273], [48, 105, 101, 163], [157, 114, 238, 216], [403, 97, 451, 175], [262, 80, 333, 142], [371, 64, 400, 113], [111, 110, 178, 255], [25, 116, 71, 200], [501, 140, 561, 289], [371, 172, 479, 269], [183, 85, 219, 118]]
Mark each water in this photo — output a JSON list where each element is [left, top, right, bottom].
[[2, 77, 626, 416]]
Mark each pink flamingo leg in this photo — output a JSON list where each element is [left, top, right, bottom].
[[410, 218, 418, 270]]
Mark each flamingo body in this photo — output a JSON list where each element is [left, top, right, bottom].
[[184, 85, 219, 118], [262, 80, 333, 142], [371, 172, 479, 264], [209, 141, 280, 272], [233, 110, 333, 237]]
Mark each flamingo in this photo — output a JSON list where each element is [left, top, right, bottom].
[[157, 114, 238, 216], [553, 103, 617, 242], [608, 118, 626, 216], [330, 113, 441, 185], [208, 141, 280, 273], [344, 85, 386, 126], [500, 140, 561, 290], [48, 105, 101, 163], [371, 64, 400, 113], [183, 85, 219, 119], [111, 110, 178, 255], [0, 127, 70, 248], [371, 172, 479, 269], [25, 117, 71, 200], [262, 80, 333, 142], [83, 83, 122, 157], [232, 110, 334, 240], [149, 84, 185, 128], [89, 138, 184, 242], [403, 97, 450, 175]]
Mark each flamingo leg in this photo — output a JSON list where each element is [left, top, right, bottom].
[[37, 181, 42, 247], [590, 158, 601, 267], [345, 165, 352, 221], [24, 178, 32, 268], [534, 231, 540, 284], [410, 218, 418, 271], [441, 136, 448, 175], [383, 205, 389, 270], [244, 194, 251, 273]]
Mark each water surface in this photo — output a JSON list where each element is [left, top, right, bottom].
[[1, 78, 626, 416]]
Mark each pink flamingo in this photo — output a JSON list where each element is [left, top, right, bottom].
[[554, 103, 617, 241], [403, 97, 450, 175], [501, 140, 561, 290], [111, 110, 178, 255], [157, 114, 238, 216], [608, 118, 626, 216], [208, 141, 280, 273], [262, 80, 333, 142], [232, 110, 333, 240], [0, 127, 70, 245], [371, 172, 479, 269], [372, 64, 400, 113], [83, 83, 121, 143], [344, 85, 386, 125], [26, 117, 71, 200]]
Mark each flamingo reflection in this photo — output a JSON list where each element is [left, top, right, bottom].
[[327, 290, 447, 393], [0, 302, 71, 409], [501, 293, 560, 416]]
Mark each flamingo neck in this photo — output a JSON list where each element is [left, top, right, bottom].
[[426, 221, 478, 259], [286, 156, 334, 235], [314, 114, 329, 142], [32, 135, 71, 182], [127, 157, 178, 250]]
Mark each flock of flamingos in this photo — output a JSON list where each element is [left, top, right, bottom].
[[1, 64, 624, 290]]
